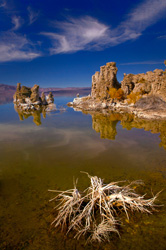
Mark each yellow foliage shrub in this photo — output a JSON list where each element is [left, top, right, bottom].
[[109, 88, 117, 99], [116, 88, 125, 100], [108, 88, 124, 101], [127, 91, 141, 104]]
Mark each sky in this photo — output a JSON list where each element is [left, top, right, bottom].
[[0, 0, 166, 88]]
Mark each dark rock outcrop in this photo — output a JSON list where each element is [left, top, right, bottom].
[[134, 96, 166, 111], [91, 62, 120, 100]]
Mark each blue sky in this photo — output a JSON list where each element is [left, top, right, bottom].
[[0, 0, 166, 87]]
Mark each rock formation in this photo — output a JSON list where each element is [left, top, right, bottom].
[[30, 84, 40, 103], [68, 61, 166, 119], [13, 83, 55, 112], [41, 92, 47, 105], [13, 83, 32, 103], [91, 62, 120, 100], [121, 69, 166, 101], [47, 92, 54, 104]]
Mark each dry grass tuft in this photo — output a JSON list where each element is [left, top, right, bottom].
[[49, 173, 160, 242]]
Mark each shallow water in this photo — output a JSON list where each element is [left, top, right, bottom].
[[0, 97, 166, 250]]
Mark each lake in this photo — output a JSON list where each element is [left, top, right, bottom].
[[0, 96, 166, 250]]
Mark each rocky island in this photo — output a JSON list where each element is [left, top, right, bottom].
[[13, 83, 55, 110], [68, 61, 166, 119], [13, 83, 56, 125]]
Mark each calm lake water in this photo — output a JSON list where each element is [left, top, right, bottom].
[[0, 96, 166, 250]]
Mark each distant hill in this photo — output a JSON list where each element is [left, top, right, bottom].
[[0, 84, 16, 104], [0, 84, 91, 104]]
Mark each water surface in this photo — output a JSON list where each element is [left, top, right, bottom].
[[0, 97, 166, 250]]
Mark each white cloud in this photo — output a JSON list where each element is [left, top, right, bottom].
[[0, 31, 41, 62], [118, 0, 166, 42], [41, 16, 110, 53], [127, 0, 166, 25], [0, 0, 6, 8], [158, 35, 166, 39], [120, 61, 164, 65], [27, 6, 39, 25], [11, 15, 22, 30], [0, 4, 41, 62], [41, 0, 166, 54]]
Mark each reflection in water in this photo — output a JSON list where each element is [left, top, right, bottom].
[[14, 104, 66, 126], [14, 104, 45, 126], [92, 113, 120, 140], [91, 112, 166, 150]]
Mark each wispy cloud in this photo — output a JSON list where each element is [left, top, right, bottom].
[[120, 61, 164, 66], [117, 0, 166, 43], [0, 31, 41, 62], [0, 0, 6, 8], [41, 16, 110, 53], [158, 35, 166, 39], [0, 2, 41, 62], [42, 0, 166, 54], [11, 15, 22, 30], [27, 6, 39, 25]]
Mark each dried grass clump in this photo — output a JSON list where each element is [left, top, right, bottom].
[[49, 173, 160, 243]]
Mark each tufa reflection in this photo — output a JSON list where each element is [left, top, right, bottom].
[[14, 104, 66, 126], [14, 104, 47, 126], [90, 111, 166, 150]]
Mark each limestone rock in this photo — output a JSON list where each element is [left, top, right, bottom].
[[91, 62, 120, 100], [13, 82, 21, 102], [41, 92, 47, 105], [121, 68, 166, 101], [47, 92, 54, 104], [13, 83, 32, 103], [134, 95, 166, 111], [30, 84, 40, 103]]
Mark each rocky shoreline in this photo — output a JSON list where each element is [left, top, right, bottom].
[[68, 61, 166, 120], [68, 95, 166, 120]]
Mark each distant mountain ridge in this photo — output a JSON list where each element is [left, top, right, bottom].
[[0, 84, 91, 104]]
